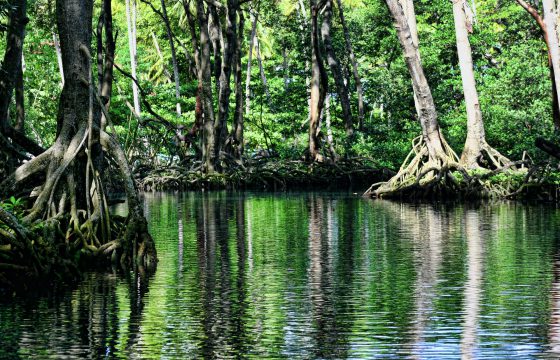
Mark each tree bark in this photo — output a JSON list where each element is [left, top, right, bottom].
[[0, 0, 27, 133], [454, 0, 486, 169], [256, 36, 272, 109], [515, 0, 560, 130], [321, 0, 353, 137], [160, 0, 182, 116], [126, 0, 141, 116], [208, 5, 222, 94], [184, 0, 203, 147], [216, 0, 239, 163], [336, 0, 364, 130], [232, 9, 245, 159], [324, 93, 338, 160], [198, 0, 216, 173], [53, 31, 65, 87], [542, 0, 560, 120], [245, 12, 257, 116], [14, 66, 24, 133], [100, 0, 115, 130], [399, 0, 421, 119], [384, 0, 445, 159], [309, 0, 328, 162]]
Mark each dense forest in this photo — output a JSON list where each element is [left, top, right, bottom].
[[1, 0, 560, 285]]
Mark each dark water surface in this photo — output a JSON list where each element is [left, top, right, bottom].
[[2, 192, 560, 359]]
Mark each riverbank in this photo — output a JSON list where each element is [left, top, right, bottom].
[[133, 157, 560, 201], [134, 157, 393, 191]]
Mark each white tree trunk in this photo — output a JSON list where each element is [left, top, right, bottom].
[[245, 12, 257, 116], [399, 0, 421, 117], [453, 0, 485, 168], [543, 0, 560, 116], [400, 0, 419, 47], [324, 93, 337, 159], [385, 0, 445, 158], [53, 31, 64, 87], [126, 0, 141, 116], [160, 0, 181, 116]]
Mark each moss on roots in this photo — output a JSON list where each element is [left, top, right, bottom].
[[0, 129, 157, 290]]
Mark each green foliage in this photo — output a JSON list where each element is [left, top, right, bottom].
[[3, 0, 557, 170], [0, 196, 25, 218]]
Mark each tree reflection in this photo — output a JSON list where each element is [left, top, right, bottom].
[[548, 256, 560, 354], [460, 210, 483, 360], [4, 194, 560, 358], [7, 270, 151, 359], [307, 194, 352, 358]]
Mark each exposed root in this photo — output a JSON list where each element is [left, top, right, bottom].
[[0, 129, 157, 289], [480, 141, 511, 169], [365, 136, 460, 198], [101, 131, 157, 270], [365, 136, 530, 199], [135, 156, 387, 191]]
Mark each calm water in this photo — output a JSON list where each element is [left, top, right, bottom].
[[2, 192, 560, 359]]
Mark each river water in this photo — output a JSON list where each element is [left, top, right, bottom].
[[1, 192, 560, 359]]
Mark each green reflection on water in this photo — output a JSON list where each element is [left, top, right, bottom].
[[1, 192, 560, 359]]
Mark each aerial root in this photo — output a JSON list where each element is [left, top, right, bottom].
[[365, 136, 460, 198], [364, 137, 531, 199], [0, 129, 157, 287], [480, 141, 511, 169]]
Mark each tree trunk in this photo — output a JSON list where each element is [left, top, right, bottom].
[[454, 0, 485, 169], [256, 36, 272, 109], [245, 12, 257, 116], [542, 0, 560, 119], [400, 0, 419, 46], [209, 5, 222, 94], [0, 0, 157, 274], [309, 0, 328, 162], [100, 0, 115, 130], [324, 93, 338, 160], [97, 12, 104, 95], [399, 0, 422, 119], [216, 0, 238, 164], [184, 0, 203, 150], [53, 31, 65, 87], [384, 0, 445, 159], [335, 0, 364, 130], [160, 0, 182, 116], [0, 0, 30, 178], [14, 66, 24, 133], [126, 0, 141, 116], [0, 0, 27, 133], [321, 0, 353, 137], [515, 0, 560, 130], [232, 9, 245, 159], [151, 32, 172, 82], [198, 0, 216, 173], [184, 0, 203, 151]]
